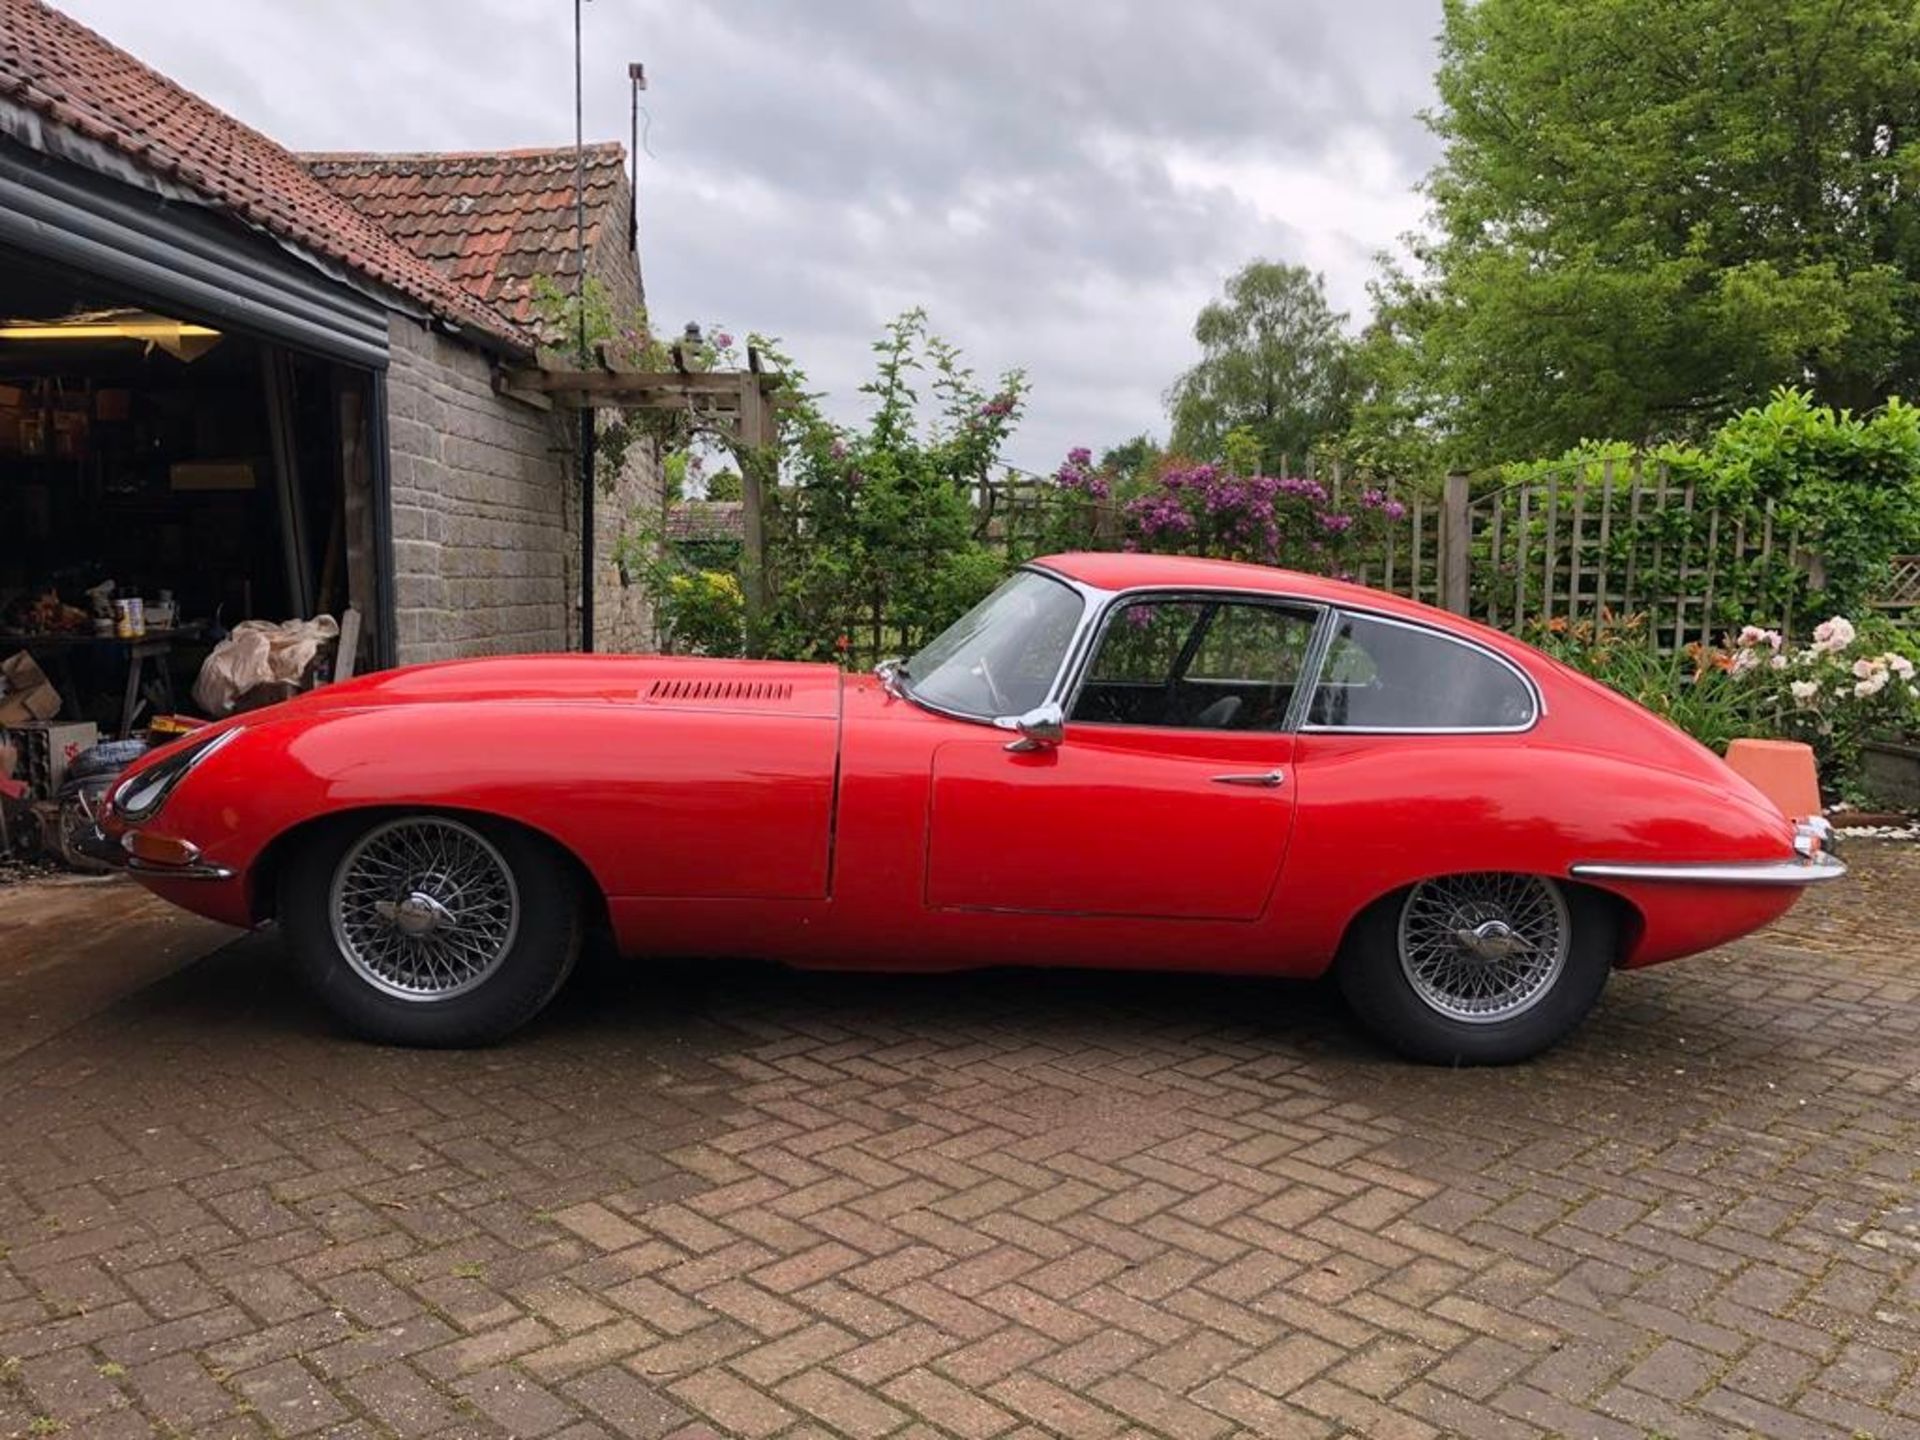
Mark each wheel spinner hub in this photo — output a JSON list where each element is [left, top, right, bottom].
[[378, 888, 456, 937]]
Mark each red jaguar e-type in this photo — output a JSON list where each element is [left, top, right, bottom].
[[101, 553, 1842, 1063]]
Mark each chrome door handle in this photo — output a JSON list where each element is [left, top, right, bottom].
[[1211, 770, 1285, 788]]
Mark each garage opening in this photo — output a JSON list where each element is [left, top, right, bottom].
[[0, 243, 381, 742]]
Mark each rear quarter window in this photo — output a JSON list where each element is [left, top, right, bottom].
[[1308, 612, 1537, 731]]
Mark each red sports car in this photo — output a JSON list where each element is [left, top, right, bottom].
[[101, 553, 1842, 1063]]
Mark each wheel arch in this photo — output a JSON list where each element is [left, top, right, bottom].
[[1330, 871, 1645, 972], [248, 803, 613, 940]]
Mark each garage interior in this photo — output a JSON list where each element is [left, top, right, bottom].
[[0, 243, 379, 739]]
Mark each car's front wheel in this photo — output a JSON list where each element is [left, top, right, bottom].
[[279, 812, 581, 1047], [1336, 872, 1615, 1064]]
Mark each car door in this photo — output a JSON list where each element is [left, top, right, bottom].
[[924, 595, 1320, 920]]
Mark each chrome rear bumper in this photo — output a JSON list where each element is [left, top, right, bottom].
[[1569, 852, 1846, 886], [1571, 819, 1846, 887]]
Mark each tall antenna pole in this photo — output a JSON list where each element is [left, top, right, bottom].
[[628, 63, 646, 254], [573, 0, 596, 652], [573, 0, 586, 354]]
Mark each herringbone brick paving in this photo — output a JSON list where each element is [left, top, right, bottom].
[[1, 848, 1917, 1438]]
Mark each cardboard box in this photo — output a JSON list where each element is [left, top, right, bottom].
[[7, 720, 99, 798], [0, 650, 61, 725]]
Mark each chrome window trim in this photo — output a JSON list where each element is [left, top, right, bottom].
[[897, 565, 1097, 728], [1052, 581, 1327, 732], [909, 566, 1547, 739], [1283, 607, 1341, 732], [1297, 606, 1544, 736], [1033, 566, 1114, 710]]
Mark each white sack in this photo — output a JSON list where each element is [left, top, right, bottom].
[[192, 615, 338, 714]]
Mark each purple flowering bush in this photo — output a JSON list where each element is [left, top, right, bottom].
[[1042, 450, 1409, 577]]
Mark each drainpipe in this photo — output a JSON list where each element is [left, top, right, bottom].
[[574, 0, 594, 652]]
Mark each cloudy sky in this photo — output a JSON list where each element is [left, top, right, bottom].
[[59, 0, 1446, 473]]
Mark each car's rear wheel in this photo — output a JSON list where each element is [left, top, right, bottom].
[[279, 812, 581, 1046], [1336, 872, 1614, 1064]]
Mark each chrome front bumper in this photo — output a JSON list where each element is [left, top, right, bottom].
[[80, 822, 235, 881], [1570, 818, 1847, 887]]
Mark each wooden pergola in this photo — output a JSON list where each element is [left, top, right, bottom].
[[494, 354, 783, 649]]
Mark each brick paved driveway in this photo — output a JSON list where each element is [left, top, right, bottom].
[[1, 848, 1917, 1440]]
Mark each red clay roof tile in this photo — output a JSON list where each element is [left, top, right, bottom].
[[301, 146, 632, 323], [665, 501, 746, 542]]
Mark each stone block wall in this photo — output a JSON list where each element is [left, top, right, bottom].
[[382, 176, 663, 665], [577, 424, 661, 655], [579, 187, 662, 655], [385, 315, 572, 663]]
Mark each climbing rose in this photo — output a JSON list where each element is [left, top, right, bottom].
[[1811, 616, 1857, 654]]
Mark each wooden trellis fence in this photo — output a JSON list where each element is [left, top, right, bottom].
[[970, 451, 1920, 652], [1873, 555, 1920, 626], [1459, 458, 1809, 648]]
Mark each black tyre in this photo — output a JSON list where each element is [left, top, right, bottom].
[[278, 812, 582, 1047], [68, 738, 150, 780], [1335, 873, 1615, 1065]]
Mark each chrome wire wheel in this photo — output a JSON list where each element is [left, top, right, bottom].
[[328, 817, 521, 1003], [1396, 873, 1570, 1025]]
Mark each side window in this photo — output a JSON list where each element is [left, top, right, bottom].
[[1307, 613, 1536, 730], [1072, 598, 1317, 731]]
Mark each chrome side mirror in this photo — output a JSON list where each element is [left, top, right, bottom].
[[994, 701, 1064, 752]]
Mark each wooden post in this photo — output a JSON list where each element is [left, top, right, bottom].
[[736, 373, 775, 657], [1441, 471, 1471, 616], [262, 346, 312, 618], [1541, 474, 1560, 627]]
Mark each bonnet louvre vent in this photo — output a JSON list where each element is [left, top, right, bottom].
[[646, 678, 794, 703]]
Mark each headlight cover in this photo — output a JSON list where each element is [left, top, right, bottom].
[[110, 726, 243, 822]]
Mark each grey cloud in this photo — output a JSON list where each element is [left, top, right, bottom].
[[55, 0, 1444, 470]]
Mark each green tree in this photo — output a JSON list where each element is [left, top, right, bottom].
[[1098, 433, 1162, 489], [1375, 0, 1920, 465], [1167, 261, 1355, 471], [765, 310, 1024, 663]]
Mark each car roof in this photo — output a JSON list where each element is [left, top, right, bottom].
[[1032, 551, 1463, 628]]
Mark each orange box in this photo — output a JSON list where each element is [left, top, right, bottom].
[[1725, 738, 1822, 820]]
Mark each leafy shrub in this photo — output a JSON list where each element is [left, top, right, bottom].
[[1674, 390, 1920, 618], [1722, 616, 1920, 801], [762, 310, 1024, 665], [658, 571, 746, 657], [1525, 612, 1759, 755], [1534, 609, 1920, 801], [1035, 447, 1410, 576], [1489, 390, 1920, 630]]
